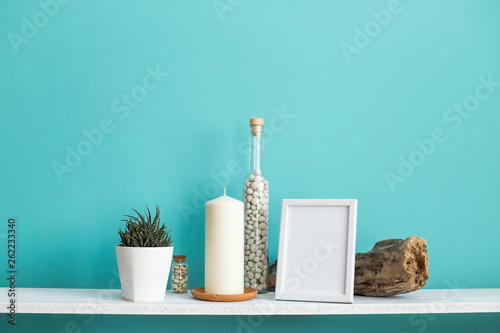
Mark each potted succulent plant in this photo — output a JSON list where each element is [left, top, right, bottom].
[[116, 205, 173, 302]]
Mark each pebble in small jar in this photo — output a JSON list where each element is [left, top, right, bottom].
[[172, 255, 188, 293], [243, 169, 269, 292]]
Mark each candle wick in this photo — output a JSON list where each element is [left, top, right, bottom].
[[224, 188, 226, 196]]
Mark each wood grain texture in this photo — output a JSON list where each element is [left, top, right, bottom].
[[354, 236, 429, 297]]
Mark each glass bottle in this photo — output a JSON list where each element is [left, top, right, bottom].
[[172, 255, 188, 293], [243, 118, 269, 293]]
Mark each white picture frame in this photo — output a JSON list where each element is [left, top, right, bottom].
[[275, 199, 358, 303]]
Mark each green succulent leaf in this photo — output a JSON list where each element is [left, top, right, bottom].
[[117, 205, 173, 248]]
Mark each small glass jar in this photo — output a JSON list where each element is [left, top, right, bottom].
[[172, 255, 188, 293]]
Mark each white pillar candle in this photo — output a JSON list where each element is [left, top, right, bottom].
[[205, 189, 244, 294]]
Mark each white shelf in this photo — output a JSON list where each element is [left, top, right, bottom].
[[1, 288, 499, 315]]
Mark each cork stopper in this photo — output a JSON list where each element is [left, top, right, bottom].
[[250, 118, 264, 136], [173, 255, 186, 262]]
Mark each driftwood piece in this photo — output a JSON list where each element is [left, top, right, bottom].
[[267, 260, 278, 291], [354, 236, 429, 297]]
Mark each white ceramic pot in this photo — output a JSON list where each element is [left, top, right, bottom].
[[116, 245, 174, 302]]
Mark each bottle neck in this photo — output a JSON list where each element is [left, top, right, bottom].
[[250, 131, 262, 173]]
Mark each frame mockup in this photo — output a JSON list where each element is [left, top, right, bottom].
[[275, 199, 358, 303]]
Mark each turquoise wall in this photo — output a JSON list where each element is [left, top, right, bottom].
[[1, 0, 499, 331]]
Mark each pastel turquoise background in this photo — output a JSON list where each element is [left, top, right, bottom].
[[1, 0, 499, 332]]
